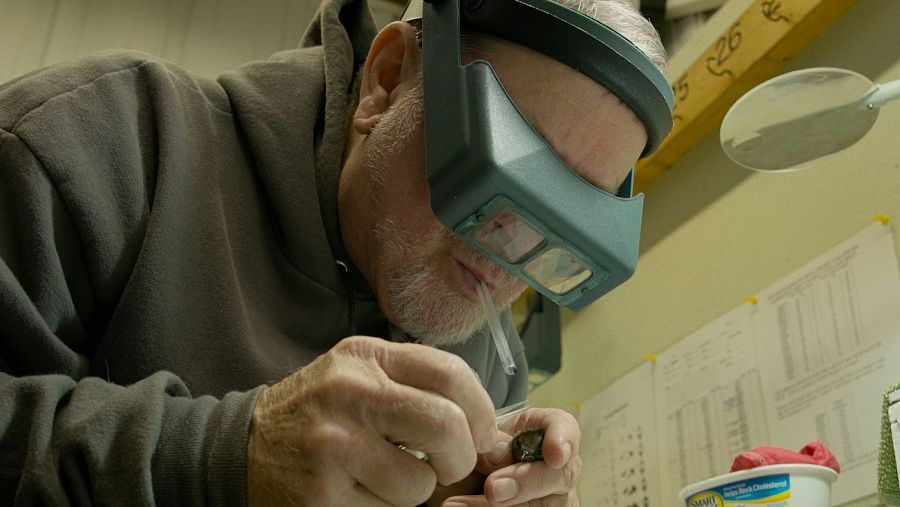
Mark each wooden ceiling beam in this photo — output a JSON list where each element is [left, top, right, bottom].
[[635, 0, 859, 193]]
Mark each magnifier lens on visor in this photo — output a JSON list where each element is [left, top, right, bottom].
[[474, 211, 547, 264], [473, 212, 591, 296], [524, 249, 593, 295]]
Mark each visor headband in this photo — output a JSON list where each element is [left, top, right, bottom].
[[458, 0, 674, 155]]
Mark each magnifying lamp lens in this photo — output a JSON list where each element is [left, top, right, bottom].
[[524, 247, 593, 295], [720, 67, 880, 171], [475, 211, 547, 263]]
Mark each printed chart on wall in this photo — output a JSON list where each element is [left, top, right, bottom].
[[653, 304, 768, 504], [578, 222, 900, 505], [579, 362, 661, 507], [752, 222, 900, 503]]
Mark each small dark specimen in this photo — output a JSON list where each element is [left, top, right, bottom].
[[510, 427, 544, 462]]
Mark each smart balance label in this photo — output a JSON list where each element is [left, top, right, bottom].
[[685, 474, 791, 506]]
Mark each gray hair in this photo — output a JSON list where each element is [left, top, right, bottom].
[[554, 0, 667, 71], [350, 0, 666, 107], [458, 0, 666, 72]]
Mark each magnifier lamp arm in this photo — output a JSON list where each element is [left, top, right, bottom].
[[864, 78, 900, 109]]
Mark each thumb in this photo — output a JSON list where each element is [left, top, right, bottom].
[[475, 430, 515, 475]]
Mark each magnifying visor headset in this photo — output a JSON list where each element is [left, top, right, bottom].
[[403, 0, 674, 310]]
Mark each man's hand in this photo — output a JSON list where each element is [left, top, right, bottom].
[[246, 336, 498, 506], [438, 408, 582, 506]]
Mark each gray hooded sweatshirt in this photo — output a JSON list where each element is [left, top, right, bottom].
[[0, 0, 527, 503]]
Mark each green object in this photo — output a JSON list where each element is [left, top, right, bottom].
[[407, 0, 674, 310], [880, 382, 900, 505]]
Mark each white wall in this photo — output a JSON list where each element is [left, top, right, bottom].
[[0, 0, 402, 82], [530, 1, 900, 506]]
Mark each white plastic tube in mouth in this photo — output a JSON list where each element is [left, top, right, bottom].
[[477, 281, 517, 376]]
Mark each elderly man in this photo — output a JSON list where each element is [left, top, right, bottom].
[[0, 0, 671, 504]]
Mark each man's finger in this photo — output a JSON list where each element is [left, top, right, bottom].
[[366, 381, 478, 485], [484, 456, 582, 506], [437, 496, 490, 506], [441, 491, 577, 507], [335, 425, 437, 505], [474, 430, 515, 476], [336, 484, 398, 506], [343, 337, 498, 453]]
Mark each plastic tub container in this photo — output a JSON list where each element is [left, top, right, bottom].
[[678, 464, 838, 506]]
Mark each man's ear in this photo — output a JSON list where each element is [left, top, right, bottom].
[[353, 21, 421, 135]]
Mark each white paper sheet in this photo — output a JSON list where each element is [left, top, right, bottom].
[[654, 304, 769, 503], [578, 362, 660, 507], [752, 223, 900, 504], [577, 222, 900, 506]]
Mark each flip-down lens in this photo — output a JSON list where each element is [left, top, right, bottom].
[[475, 211, 547, 263], [524, 248, 592, 295]]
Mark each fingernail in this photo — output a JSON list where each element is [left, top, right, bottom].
[[493, 478, 519, 502], [562, 442, 572, 464], [489, 440, 510, 464]]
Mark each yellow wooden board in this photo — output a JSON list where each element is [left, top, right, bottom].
[[635, 0, 858, 193]]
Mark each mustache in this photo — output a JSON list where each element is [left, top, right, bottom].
[[448, 233, 523, 298], [378, 216, 526, 304]]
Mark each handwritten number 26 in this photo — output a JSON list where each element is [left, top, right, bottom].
[[706, 23, 742, 77]]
